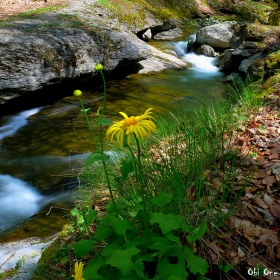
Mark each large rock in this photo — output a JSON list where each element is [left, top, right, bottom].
[[0, 21, 152, 104], [153, 28, 183, 40], [238, 52, 265, 74], [195, 21, 237, 49]]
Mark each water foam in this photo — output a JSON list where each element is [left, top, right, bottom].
[[0, 175, 44, 233], [0, 108, 41, 140]]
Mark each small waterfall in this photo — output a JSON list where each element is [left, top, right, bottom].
[[0, 107, 42, 140], [173, 34, 220, 74]]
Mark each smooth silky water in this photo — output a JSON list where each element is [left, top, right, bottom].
[[0, 33, 228, 239]]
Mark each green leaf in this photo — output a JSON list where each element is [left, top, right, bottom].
[[149, 236, 172, 252], [101, 243, 121, 257], [85, 210, 98, 227], [151, 193, 172, 207], [185, 252, 209, 275], [131, 259, 144, 278], [219, 263, 233, 273], [70, 207, 79, 216], [187, 221, 207, 242], [157, 257, 189, 280], [165, 233, 180, 244], [94, 224, 112, 241], [95, 118, 113, 126], [105, 248, 140, 275], [120, 158, 136, 180], [109, 216, 133, 235], [74, 239, 94, 258], [86, 151, 110, 166], [150, 213, 185, 235], [84, 257, 106, 279]]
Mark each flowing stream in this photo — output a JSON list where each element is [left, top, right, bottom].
[[0, 32, 227, 238]]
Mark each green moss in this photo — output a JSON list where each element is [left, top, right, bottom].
[[32, 225, 74, 280], [261, 73, 280, 96], [265, 51, 280, 69], [0, 267, 20, 280]]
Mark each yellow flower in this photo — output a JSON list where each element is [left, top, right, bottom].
[[106, 108, 156, 145], [74, 90, 82, 97], [72, 262, 84, 280], [95, 64, 104, 72]]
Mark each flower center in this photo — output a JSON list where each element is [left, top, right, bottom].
[[124, 117, 137, 127]]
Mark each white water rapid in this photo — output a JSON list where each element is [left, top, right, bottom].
[[0, 107, 42, 140], [173, 34, 220, 75], [0, 175, 44, 233]]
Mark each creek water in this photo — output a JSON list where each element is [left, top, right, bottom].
[[0, 32, 227, 238]]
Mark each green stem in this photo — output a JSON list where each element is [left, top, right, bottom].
[[98, 70, 117, 211], [78, 96, 99, 149], [134, 133, 149, 230], [102, 160, 117, 211], [100, 71, 107, 121]]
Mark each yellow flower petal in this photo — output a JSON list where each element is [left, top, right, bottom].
[[119, 112, 129, 119], [106, 109, 156, 145]]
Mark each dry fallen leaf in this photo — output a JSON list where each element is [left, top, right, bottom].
[[269, 204, 280, 219]]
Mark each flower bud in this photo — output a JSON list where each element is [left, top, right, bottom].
[[95, 64, 104, 72], [73, 90, 82, 97]]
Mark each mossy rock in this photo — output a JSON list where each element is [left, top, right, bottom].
[[265, 50, 280, 69], [261, 72, 280, 96], [269, 10, 280, 26]]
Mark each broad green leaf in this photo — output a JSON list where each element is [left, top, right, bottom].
[[85, 210, 98, 227], [165, 233, 180, 244], [151, 193, 172, 207], [86, 151, 110, 166], [150, 213, 185, 235], [94, 224, 112, 241], [186, 253, 209, 275], [95, 118, 113, 126], [74, 239, 94, 258], [105, 248, 140, 275], [169, 276, 182, 280], [131, 259, 144, 277], [149, 236, 172, 252], [109, 216, 133, 235], [181, 223, 191, 233], [84, 257, 106, 279], [101, 243, 121, 257], [157, 257, 188, 280], [187, 221, 207, 242], [120, 157, 136, 180]]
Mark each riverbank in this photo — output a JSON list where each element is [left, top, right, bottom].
[[32, 77, 280, 279]]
